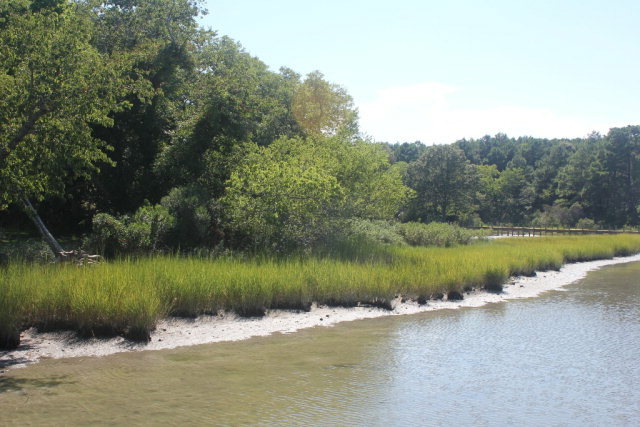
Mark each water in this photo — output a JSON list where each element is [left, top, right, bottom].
[[1, 262, 639, 426]]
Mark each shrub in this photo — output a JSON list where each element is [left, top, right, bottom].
[[0, 238, 55, 263], [161, 186, 219, 249], [532, 203, 585, 228], [133, 204, 175, 251], [344, 219, 406, 246], [86, 205, 174, 258], [220, 136, 412, 252], [327, 220, 485, 250], [576, 218, 597, 230], [397, 222, 482, 247]]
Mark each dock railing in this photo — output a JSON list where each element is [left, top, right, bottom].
[[473, 225, 640, 237]]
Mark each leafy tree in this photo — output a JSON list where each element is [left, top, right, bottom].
[[156, 37, 303, 195], [159, 184, 222, 249], [406, 145, 477, 222], [530, 141, 575, 210], [495, 168, 535, 224], [475, 165, 534, 225], [484, 134, 515, 170], [0, 0, 128, 254], [85, 203, 174, 258], [560, 126, 640, 227], [531, 202, 585, 228], [223, 145, 342, 250], [605, 125, 640, 225], [455, 133, 517, 170], [291, 71, 359, 138], [475, 164, 501, 223], [384, 141, 427, 164], [221, 136, 412, 250], [84, 0, 206, 215]]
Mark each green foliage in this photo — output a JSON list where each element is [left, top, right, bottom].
[[575, 218, 597, 230], [458, 129, 640, 228], [0, 237, 55, 263], [558, 126, 640, 227], [159, 185, 220, 249], [406, 145, 477, 222], [343, 219, 407, 247], [86, 213, 126, 257], [456, 133, 518, 171], [396, 222, 483, 247], [384, 141, 427, 164], [0, 0, 129, 207], [494, 168, 535, 224], [221, 136, 413, 251], [475, 164, 535, 225], [223, 146, 342, 250], [86, 204, 174, 258], [291, 71, 359, 138], [340, 219, 486, 248], [2, 0, 640, 256], [86, 0, 207, 214], [531, 202, 585, 228], [155, 37, 303, 194]]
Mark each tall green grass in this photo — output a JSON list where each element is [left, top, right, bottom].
[[2, 235, 640, 348]]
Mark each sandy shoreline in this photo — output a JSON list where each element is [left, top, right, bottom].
[[2, 253, 640, 370]]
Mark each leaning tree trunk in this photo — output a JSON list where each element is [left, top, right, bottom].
[[22, 197, 65, 257]]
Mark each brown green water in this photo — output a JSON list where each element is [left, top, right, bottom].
[[1, 261, 640, 426]]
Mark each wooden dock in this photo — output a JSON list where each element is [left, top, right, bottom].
[[474, 226, 640, 236]]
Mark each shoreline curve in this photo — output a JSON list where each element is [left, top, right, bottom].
[[2, 253, 640, 370]]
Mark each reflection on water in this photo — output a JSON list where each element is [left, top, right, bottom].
[[1, 262, 639, 425]]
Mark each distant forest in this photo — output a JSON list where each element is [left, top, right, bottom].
[[386, 128, 640, 229], [1, 0, 639, 257]]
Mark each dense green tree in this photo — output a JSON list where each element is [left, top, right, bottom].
[[531, 202, 585, 228], [556, 136, 606, 218], [0, 0, 128, 253], [3, 0, 640, 258], [558, 127, 640, 227], [384, 141, 427, 164], [475, 164, 501, 223], [606, 126, 640, 225], [494, 168, 535, 224], [156, 37, 303, 196], [222, 136, 412, 250], [456, 133, 517, 170], [475, 165, 534, 225], [406, 145, 477, 222], [530, 141, 575, 210], [153, 50, 363, 248], [291, 71, 359, 139], [83, 0, 206, 215]]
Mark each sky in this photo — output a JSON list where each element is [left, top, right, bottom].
[[200, 0, 640, 144]]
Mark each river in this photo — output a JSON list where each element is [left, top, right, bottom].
[[1, 261, 639, 426]]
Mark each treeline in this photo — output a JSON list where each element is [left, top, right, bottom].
[[0, 0, 411, 256], [1, 0, 638, 259], [385, 128, 640, 229]]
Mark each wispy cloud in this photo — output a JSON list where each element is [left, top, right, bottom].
[[358, 82, 616, 144]]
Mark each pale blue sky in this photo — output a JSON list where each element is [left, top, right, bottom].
[[200, 0, 639, 144]]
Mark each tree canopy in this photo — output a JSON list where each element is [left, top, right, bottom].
[[405, 145, 477, 223], [0, 0, 128, 208], [1, 0, 639, 259], [222, 136, 412, 250]]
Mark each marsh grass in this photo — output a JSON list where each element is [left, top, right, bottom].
[[2, 235, 640, 348]]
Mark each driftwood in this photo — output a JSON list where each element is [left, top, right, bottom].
[[57, 250, 102, 265], [19, 198, 103, 265]]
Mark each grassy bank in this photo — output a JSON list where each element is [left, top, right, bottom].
[[2, 235, 640, 348]]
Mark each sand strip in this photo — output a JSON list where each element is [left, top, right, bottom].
[[2, 253, 640, 370]]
